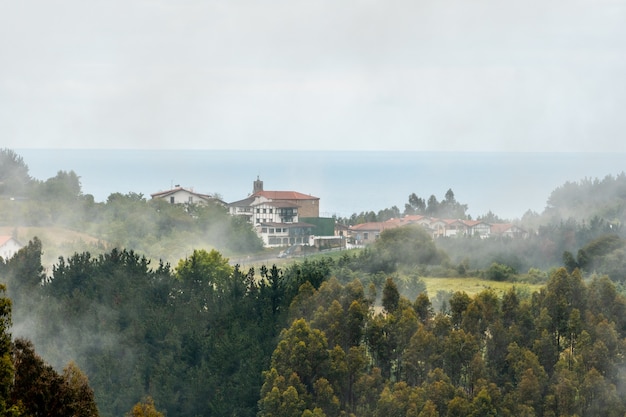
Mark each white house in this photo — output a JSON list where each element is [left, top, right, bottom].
[[0, 236, 22, 260], [462, 220, 492, 238], [490, 223, 528, 239], [150, 186, 224, 206]]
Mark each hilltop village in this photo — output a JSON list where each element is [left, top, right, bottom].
[[148, 177, 526, 250]]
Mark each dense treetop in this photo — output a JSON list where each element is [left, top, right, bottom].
[[1, 225, 626, 416]]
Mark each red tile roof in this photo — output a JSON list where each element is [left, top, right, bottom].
[[462, 220, 484, 227], [350, 222, 396, 232], [254, 190, 319, 201], [401, 215, 426, 222]]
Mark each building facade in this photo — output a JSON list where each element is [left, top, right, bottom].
[[150, 186, 224, 206], [228, 178, 320, 247]]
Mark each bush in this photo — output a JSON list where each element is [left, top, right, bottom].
[[485, 262, 515, 281]]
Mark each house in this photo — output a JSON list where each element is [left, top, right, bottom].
[[257, 222, 316, 247], [429, 218, 448, 238], [229, 177, 321, 247], [230, 177, 320, 218], [150, 186, 224, 206], [462, 220, 491, 238], [229, 177, 320, 221], [398, 214, 428, 225], [334, 222, 350, 238], [348, 222, 397, 245], [442, 219, 468, 237], [0, 236, 22, 260], [490, 223, 528, 239]]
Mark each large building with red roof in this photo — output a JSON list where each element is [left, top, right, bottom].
[[228, 177, 320, 247]]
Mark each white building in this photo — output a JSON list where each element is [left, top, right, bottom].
[[150, 186, 224, 206], [0, 236, 22, 260], [229, 178, 320, 247]]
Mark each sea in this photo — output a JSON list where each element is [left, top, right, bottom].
[[14, 149, 626, 221]]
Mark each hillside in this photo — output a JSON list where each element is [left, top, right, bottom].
[[0, 226, 106, 268]]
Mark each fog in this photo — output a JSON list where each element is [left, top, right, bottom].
[[2, 1, 626, 152]]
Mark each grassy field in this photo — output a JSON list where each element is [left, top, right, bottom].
[[421, 276, 544, 297], [0, 226, 105, 268], [1, 230, 547, 298]]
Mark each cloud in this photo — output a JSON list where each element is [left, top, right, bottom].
[[1, 0, 625, 151]]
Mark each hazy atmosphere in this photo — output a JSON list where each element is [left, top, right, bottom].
[[2, 0, 625, 151]]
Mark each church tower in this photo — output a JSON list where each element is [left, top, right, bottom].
[[253, 176, 263, 194]]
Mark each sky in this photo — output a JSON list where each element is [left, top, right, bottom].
[[1, 0, 626, 152]]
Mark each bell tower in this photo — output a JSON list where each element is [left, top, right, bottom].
[[253, 176, 263, 194]]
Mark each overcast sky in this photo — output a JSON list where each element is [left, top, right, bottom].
[[2, 0, 625, 151]]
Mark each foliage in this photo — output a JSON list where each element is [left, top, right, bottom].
[[126, 397, 164, 417], [0, 150, 264, 265], [6, 149, 626, 417], [546, 173, 626, 222], [0, 148, 33, 198], [485, 262, 515, 281], [342, 225, 447, 276], [11, 338, 99, 417], [0, 281, 99, 416], [259, 267, 626, 417], [0, 284, 13, 415], [342, 188, 469, 224], [1, 238, 337, 417]]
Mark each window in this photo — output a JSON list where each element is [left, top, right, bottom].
[[189, 196, 193, 203], [364, 232, 369, 240], [256, 208, 260, 213], [170, 196, 175, 204], [269, 208, 273, 213], [261, 227, 267, 233], [269, 228, 274, 233]]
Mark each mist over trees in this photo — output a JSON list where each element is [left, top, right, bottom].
[[0, 282, 100, 416], [258, 268, 626, 417], [0, 149, 32, 199], [4, 148, 626, 415], [5, 235, 626, 416], [1, 239, 339, 417], [0, 149, 263, 265]]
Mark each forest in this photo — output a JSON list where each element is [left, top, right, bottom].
[[2, 233, 626, 416], [2, 148, 626, 416]]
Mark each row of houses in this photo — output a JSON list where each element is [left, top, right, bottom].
[[150, 179, 526, 248], [344, 215, 527, 245]]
